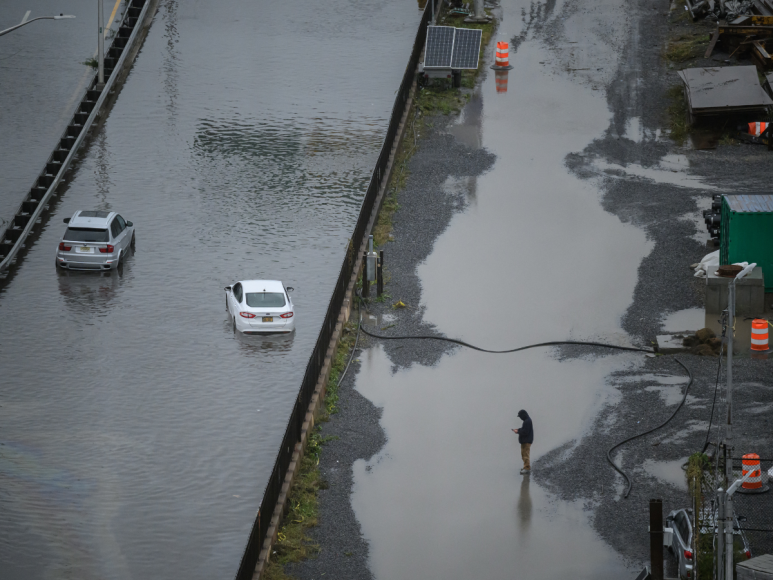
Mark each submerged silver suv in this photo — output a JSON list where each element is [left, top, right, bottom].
[[56, 210, 135, 271]]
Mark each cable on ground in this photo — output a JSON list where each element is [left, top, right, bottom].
[[702, 312, 727, 454], [359, 325, 654, 354], [337, 300, 363, 389], [606, 357, 694, 499]]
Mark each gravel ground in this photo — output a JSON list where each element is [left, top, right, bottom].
[[537, 0, 773, 569], [286, 0, 773, 575], [287, 118, 494, 580]]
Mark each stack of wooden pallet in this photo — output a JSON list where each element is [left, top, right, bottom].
[[706, 15, 773, 70]]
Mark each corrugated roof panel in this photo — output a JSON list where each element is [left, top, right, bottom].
[[724, 194, 773, 213]]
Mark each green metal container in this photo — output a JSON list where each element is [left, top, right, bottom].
[[721, 194, 773, 291]]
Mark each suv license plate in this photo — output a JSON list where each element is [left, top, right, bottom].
[[78, 246, 92, 253], [262, 317, 273, 322]]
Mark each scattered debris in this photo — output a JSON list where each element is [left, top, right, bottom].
[[677, 66, 773, 121], [392, 300, 407, 309], [692, 249, 720, 277], [655, 328, 722, 355], [682, 327, 724, 355]]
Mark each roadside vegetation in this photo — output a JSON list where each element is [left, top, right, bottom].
[[667, 84, 690, 145], [262, 319, 358, 579]]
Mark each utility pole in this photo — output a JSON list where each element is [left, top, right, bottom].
[[97, 0, 105, 89], [725, 263, 756, 483], [717, 487, 725, 580]]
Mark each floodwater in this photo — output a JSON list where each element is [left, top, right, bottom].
[[660, 307, 705, 333], [347, 0, 674, 576], [0, 0, 129, 232], [0, 0, 421, 578]]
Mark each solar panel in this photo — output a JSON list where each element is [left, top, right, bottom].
[[425, 26, 455, 68], [450, 28, 482, 69]]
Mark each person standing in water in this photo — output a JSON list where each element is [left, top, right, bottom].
[[512, 409, 533, 475]]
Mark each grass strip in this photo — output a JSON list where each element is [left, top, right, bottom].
[[261, 319, 358, 579]]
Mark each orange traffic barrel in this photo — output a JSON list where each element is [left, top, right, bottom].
[[747, 122, 769, 137], [490, 41, 513, 70], [751, 319, 769, 351], [742, 454, 763, 490], [495, 70, 508, 93]]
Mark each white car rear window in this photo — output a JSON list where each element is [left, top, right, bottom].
[[246, 292, 285, 308]]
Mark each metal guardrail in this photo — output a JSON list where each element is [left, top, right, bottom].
[[233, 2, 437, 578], [0, 0, 153, 274]]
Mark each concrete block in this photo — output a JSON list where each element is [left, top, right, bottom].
[[738, 554, 773, 580], [656, 334, 692, 354], [705, 266, 765, 315]]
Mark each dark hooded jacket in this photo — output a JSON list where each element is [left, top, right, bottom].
[[517, 410, 533, 444]]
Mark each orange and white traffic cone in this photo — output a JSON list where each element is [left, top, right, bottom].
[[490, 41, 513, 70]]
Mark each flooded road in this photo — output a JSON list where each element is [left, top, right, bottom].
[[0, 0, 420, 578], [0, 0, 129, 232], [347, 0, 660, 576]]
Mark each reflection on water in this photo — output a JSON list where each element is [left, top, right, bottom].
[[233, 327, 296, 355], [0, 0, 421, 577], [516, 476, 532, 536]]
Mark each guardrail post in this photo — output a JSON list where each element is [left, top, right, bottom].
[[377, 251, 384, 297]]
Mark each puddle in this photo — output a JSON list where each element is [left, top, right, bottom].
[[352, 346, 633, 580], [349, 3, 651, 576], [624, 116, 642, 143], [660, 308, 705, 333], [591, 156, 720, 189], [644, 385, 693, 406], [641, 458, 688, 491], [678, 196, 713, 245]]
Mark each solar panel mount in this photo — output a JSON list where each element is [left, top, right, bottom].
[[424, 25, 482, 70]]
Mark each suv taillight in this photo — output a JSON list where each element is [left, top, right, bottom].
[[58, 242, 72, 251], [280, 312, 294, 319], [240, 312, 256, 319], [684, 550, 693, 560], [99, 245, 115, 254]]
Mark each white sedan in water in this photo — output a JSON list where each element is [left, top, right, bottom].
[[225, 280, 295, 335]]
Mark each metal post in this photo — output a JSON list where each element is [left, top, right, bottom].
[[361, 255, 370, 298], [650, 499, 664, 580], [726, 282, 734, 485], [717, 487, 726, 580], [97, 0, 105, 89], [725, 492, 734, 580], [694, 492, 700, 580], [431, 0, 435, 25], [377, 250, 384, 297]]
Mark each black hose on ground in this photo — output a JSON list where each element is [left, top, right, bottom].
[[702, 312, 727, 454], [606, 357, 694, 499], [359, 325, 654, 354], [337, 302, 363, 388]]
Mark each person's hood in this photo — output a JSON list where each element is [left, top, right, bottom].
[[517, 409, 530, 420]]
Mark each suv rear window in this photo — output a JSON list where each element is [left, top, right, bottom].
[[246, 292, 286, 308], [64, 228, 109, 242]]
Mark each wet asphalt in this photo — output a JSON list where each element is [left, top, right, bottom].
[[286, 0, 773, 576]]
